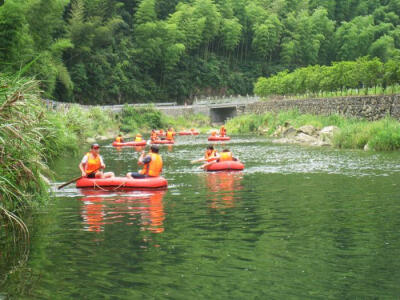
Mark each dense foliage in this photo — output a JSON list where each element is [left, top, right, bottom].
[[255, 57, 400, 97], [2, 0, 400, 103], [0, 74, 118, 213]]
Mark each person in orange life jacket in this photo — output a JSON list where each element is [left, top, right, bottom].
[[126, 145, 163, 179], [115, 134, 124, 143], [220, 125, 226, 137], [150, 130, 158, 141], [79, 144, 115, 179], [204, 145, 218, 162], [201, 149, 238, 169], [135, 133, 143, 142], [166, 128, 174, 141], [211, 130, 217, 137], [217, 149, 237, 162], [191, 146, 219, 165]]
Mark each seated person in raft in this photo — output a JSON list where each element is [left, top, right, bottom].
[[219, 125, 226, 137], [135, 133, 143, 142], [150, 129, 158, 141], [115, 134, 124, 143], [191, 145, 219, 164], [79, 144, 115, 179], [126, 145, 163, 179], [200, 149, 238, 169], [166, 128, 174, 141]]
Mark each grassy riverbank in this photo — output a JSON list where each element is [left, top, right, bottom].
[[120, 105, 211, 134], [1, 75, 212, 215], [225, 110, 400, 151], [0, 75, 120, 214]]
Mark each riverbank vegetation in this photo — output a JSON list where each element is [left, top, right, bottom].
[[3, 0, 400, 103], [119, 105, 211, 134], [226, 110, 400, 151], [1, 74, 211, 215], [0, 75, 118, 214], [255, 57, 400, 99]]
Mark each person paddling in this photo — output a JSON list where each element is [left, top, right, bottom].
[[115, 134, 124, 143], [191, 146, 219, 164], [201, 149, 238, 169], [79, 144, 115, 178], [126, 145, 163, 179]]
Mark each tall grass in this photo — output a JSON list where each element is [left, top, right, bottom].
[[0, 74, 120, 214], [226, 110, 400, 151], [1, 75, 54, 212]]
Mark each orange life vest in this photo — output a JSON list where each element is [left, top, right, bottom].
[[205, 149, 218, 162], [151, 132, 158, 141], [219, 151, 233, 162], [85, 152, 101, 174], [211, 131, 217, 136], [220, 127, 226, 137], [116, 137, 123, 143], [166, 131, 174, 140], [140, 153, 163, 177]]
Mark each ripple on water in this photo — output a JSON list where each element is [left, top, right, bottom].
[[6, 135, 400, 299]]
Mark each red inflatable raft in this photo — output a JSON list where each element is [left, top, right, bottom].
[[112, 141, 147, 147], [208, 136, 231, 141], [151, 140, 174, 144], [205, 161, 244, 172], [76, 176, 168, 189], [179, 131, 199, 135]]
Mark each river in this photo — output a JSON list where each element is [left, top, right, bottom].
[[2, 135, 400, 299]]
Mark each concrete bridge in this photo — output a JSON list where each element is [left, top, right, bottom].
[[44, 95, 260, 123]]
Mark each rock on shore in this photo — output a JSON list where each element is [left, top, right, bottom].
[[272, 124, 339, 147]]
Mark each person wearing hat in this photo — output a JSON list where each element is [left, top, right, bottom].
[[134, 133, 143, 142], [126, 145, 163, 179], [79, 144, 115, 179]]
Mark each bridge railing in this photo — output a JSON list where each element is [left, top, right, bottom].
[[193, 95, 259, 106], [42, 96, 259, 111], [42, 99, 177, 112]]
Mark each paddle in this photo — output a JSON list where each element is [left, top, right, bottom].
[[191, 158, 206, 164], [57, 166, 102, 190]]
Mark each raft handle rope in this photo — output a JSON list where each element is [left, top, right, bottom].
[[92, 179, 127, 191]]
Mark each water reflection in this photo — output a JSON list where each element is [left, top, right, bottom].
[[134, 146, 145, 152], [205, 172, 243, 209], [79, 190, 166, 233]]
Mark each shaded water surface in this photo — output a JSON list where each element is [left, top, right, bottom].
[[2, 135, 400, 299]]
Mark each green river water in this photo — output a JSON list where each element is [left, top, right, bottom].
[[2, 135, 400, 299]]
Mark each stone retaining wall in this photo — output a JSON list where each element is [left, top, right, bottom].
[[245, 95, 400, 121]]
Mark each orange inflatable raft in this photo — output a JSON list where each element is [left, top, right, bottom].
[[76, 176, 168, 189], [112, 141, 147, 147], [151, 140, 174, 144], [205, 161, 244, 172], [208, 136, 231, 141], [179, 131, 199, 135]]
